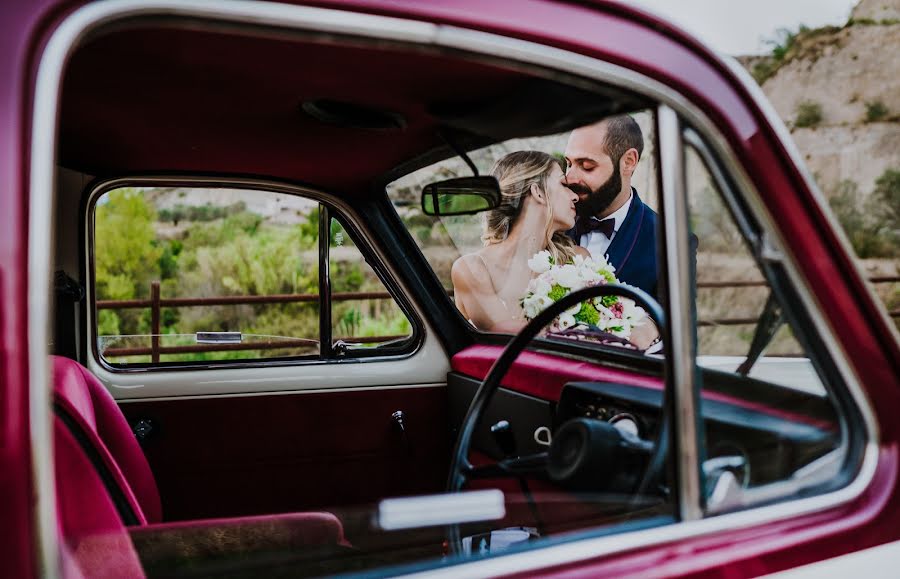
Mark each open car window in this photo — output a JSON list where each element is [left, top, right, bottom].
[[387, 111, 662, 356]]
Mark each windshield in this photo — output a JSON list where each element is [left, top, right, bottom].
[[387, 113, 663, 354]]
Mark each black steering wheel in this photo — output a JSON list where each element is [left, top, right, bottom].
[[446, 284, 669, 536]]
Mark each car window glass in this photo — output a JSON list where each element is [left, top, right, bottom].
[[687, 147, 815, 387], [329, 218, 413, 350], [92, 187, 412, 367], [684, 142, 848, 513]]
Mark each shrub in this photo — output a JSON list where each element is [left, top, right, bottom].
[[752, 60, 776, 85], [873, 169, 900, 232], [829, 176, 900, 258], [865, 100, 889, 122], [768, 26, 805, 61], [403, 211, 437, 229], [829, 180, 878, 256], [794, 101, 823, 128]]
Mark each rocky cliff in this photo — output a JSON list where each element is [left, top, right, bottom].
[[746, 0, 900, 198]]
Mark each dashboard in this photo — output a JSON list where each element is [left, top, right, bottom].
[[449, 368, 840, 492], [556, 380, 839, 487]]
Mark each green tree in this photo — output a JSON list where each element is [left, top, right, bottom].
[[95, 188, 161, 300], [94, 188, 162, 336]]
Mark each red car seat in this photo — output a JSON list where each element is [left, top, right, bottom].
[[50, 355, 347, 576]]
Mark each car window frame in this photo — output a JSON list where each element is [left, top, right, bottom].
[[82, 176, 425, 373], [26, 2, 879, 577]]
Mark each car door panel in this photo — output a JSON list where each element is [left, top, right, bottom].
[[119, 386, 449, 521]]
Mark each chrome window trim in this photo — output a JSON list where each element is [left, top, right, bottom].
[[29, 2, 878, 578], [657, 105, 702, 522], [29, 15, 63, 579], [82, 176, 425, 375]]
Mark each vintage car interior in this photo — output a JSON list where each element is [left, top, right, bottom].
[[34, 3, 878, 578]]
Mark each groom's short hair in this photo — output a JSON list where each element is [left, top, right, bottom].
[[601, 115, 644, 163]]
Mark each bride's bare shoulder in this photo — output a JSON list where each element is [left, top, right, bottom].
[[451, 252, 491, 290]]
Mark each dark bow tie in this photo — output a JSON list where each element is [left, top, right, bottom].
[[574, 217, 615, 239]]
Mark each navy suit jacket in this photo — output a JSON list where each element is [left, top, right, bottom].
[[568, 189, 659, 298]]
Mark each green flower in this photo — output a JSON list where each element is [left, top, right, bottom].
[[601, 270, 616, 283], [548, 284, 567, 302], [600, 295, 618, 308], [574, 302, 600, 326]]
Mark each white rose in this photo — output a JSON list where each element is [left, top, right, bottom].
[[579, 267, 602, 284], [527, 250, 553, 274], [555, 264, 582, 288], [532, 277, 552, 299], [522, 297, 540, 319], [557, 313, 576, 330], [593, 303, 619, 329], [536, 295, 553, 310], [565, 302, 582, 316], [623, 302, 647, 325]]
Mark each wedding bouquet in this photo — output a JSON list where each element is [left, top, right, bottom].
[[521, 250, 647, 338]]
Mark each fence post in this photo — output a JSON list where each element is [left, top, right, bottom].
[[151, 281, 160, 363]]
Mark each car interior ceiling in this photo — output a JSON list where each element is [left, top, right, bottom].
[[58, 22, 649, 194]]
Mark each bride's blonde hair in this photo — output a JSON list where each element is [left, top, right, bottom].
[[482, 150, 577, 264]]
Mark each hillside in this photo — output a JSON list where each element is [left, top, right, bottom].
[[743, 0, 900, 201]]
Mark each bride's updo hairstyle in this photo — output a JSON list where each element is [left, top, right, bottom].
[[483, 150, 577, 264]]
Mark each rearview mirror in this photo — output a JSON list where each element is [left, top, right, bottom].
[[421, 176, 501, 216]]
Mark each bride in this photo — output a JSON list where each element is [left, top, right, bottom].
[[451, 151, 588, 332], [451, 150, 658, 350]]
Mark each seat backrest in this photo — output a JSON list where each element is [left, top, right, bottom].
[[55, 412, 147, 577], [50, 355, 347, 575], [52, 355, 162, 524]]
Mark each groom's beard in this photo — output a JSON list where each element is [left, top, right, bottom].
[[571, 167, 622, 218]]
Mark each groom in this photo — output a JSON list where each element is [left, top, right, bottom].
[[564, 115, 660, 298]]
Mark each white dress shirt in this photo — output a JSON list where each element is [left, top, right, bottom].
[[579, 191, 633, 261]]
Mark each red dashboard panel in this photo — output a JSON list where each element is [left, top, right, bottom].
[[451, 344, 663, 402], [452, 344, 836, 431]]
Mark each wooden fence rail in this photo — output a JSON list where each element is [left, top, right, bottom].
[[98, 276, 900, 361]]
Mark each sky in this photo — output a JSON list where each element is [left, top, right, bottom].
[[628, 0, 858, 55]]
